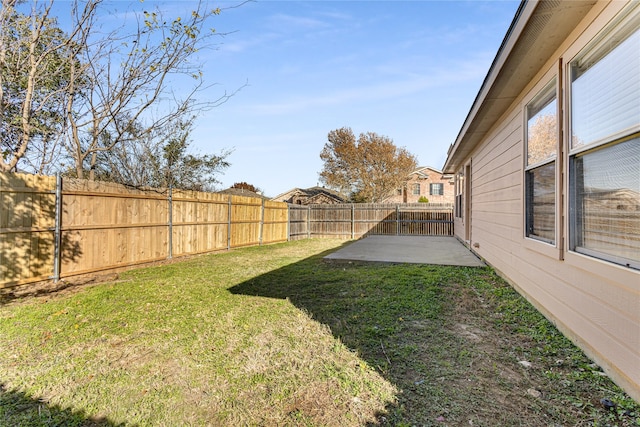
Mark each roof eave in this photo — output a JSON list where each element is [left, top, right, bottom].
[[443, 0, 597, 174]]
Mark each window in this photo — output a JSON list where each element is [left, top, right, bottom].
[[525, 80, 557, 244], [455, 172, 463, 218], [430, 183, 444, 196], [569, 8, 640, 269], [412, 183, 420, 195]]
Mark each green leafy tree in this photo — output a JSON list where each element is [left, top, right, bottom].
[[0, 0, 77, 173], [319, 127, 418, 203], [91, 118, 231, 192]]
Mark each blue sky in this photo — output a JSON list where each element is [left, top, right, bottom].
[[194, 0, 521, 196], [56, 0, 521, 196]]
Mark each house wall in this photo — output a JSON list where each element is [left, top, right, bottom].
[[454, 1, 639, 401], [385, 170, 454, 204]]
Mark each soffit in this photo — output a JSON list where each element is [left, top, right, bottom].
[[443, 0, 597, 173]]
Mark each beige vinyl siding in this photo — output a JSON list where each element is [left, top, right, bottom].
[[469, 107, 523, 266], [460, 2, 639, 399], [453, 217, 465, 241], [506, 252, 639, 381], [468, 107, 640, 399]]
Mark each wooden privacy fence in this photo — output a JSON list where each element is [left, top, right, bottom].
[[1, 171, 454, 288], [0, 172, 288, 288], [289, 203, 454, 240]]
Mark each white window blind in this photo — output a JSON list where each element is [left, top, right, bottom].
[[571, 138, 640, 268], [571, 23, 640, 149]]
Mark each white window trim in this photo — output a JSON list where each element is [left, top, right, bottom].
[[521, 68, 562, 261]]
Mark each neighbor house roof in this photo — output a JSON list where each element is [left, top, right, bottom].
[[410, 166, 449, 179], [271, 186, 348, 204], [217, 187, 270, 200], [443, 0, 598, 174]]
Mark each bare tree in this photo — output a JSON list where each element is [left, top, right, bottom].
[[1, 0, 240, 180], [319, 127, 418, 203], [63, 0, 238, 180]]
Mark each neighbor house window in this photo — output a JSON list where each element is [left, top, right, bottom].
[[412, 183, 420, 195], [430, 183, 444, 196], [525, 80, 557, 244], [569, 7, 640, 269]]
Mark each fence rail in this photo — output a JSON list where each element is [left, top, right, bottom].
[[1, 171, 453, 288]]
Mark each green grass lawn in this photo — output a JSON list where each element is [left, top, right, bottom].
[[0, 239, 638, 426]]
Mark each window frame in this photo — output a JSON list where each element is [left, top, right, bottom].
[[454, 171, 463, 219], [429, 183, 444, 196], [566, 4, 640, 270], [412, 183, 420, 195]]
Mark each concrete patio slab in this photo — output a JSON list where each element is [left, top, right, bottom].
[[324, 235, 484, 267]]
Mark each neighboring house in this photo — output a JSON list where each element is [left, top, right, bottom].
[[217, 187, 270, 200], [272, 187, 348, 205], [443, 0, 639, 401], [383, 166, 454, 204]]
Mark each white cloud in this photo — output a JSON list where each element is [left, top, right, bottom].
[[219, 31, 280, 53], [267, 13, 331, 30], [244, 53, 494, 116]]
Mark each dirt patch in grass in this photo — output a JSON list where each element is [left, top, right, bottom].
[[426, 273, 640, 427], [1, 239, 638, 426], [434, 281, 539, 425]]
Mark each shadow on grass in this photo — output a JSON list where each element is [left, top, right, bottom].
[[229, 244, 482, 425], [0, 272, 118, 307], [0, 383, 125, 426]]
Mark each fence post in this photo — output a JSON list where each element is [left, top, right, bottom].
[[396, 204, 400, 236], [227, 195, 232, 250], [259, 198, 265, 245], [307, 205, 311, 239], [287, 204, 291, 241], [351, 204, 355, 239], [52, 173, 63, 282], [167, 184, 173, 259]]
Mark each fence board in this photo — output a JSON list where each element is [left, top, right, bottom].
[[172, 191, 229, 256], [293, 203, 454, 239], [0, 172, 56, 285], [262, 201, 289, 244], [61, 179, 169, 276], [288, 205, 310, 240], [230, 195, 262, 248]]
